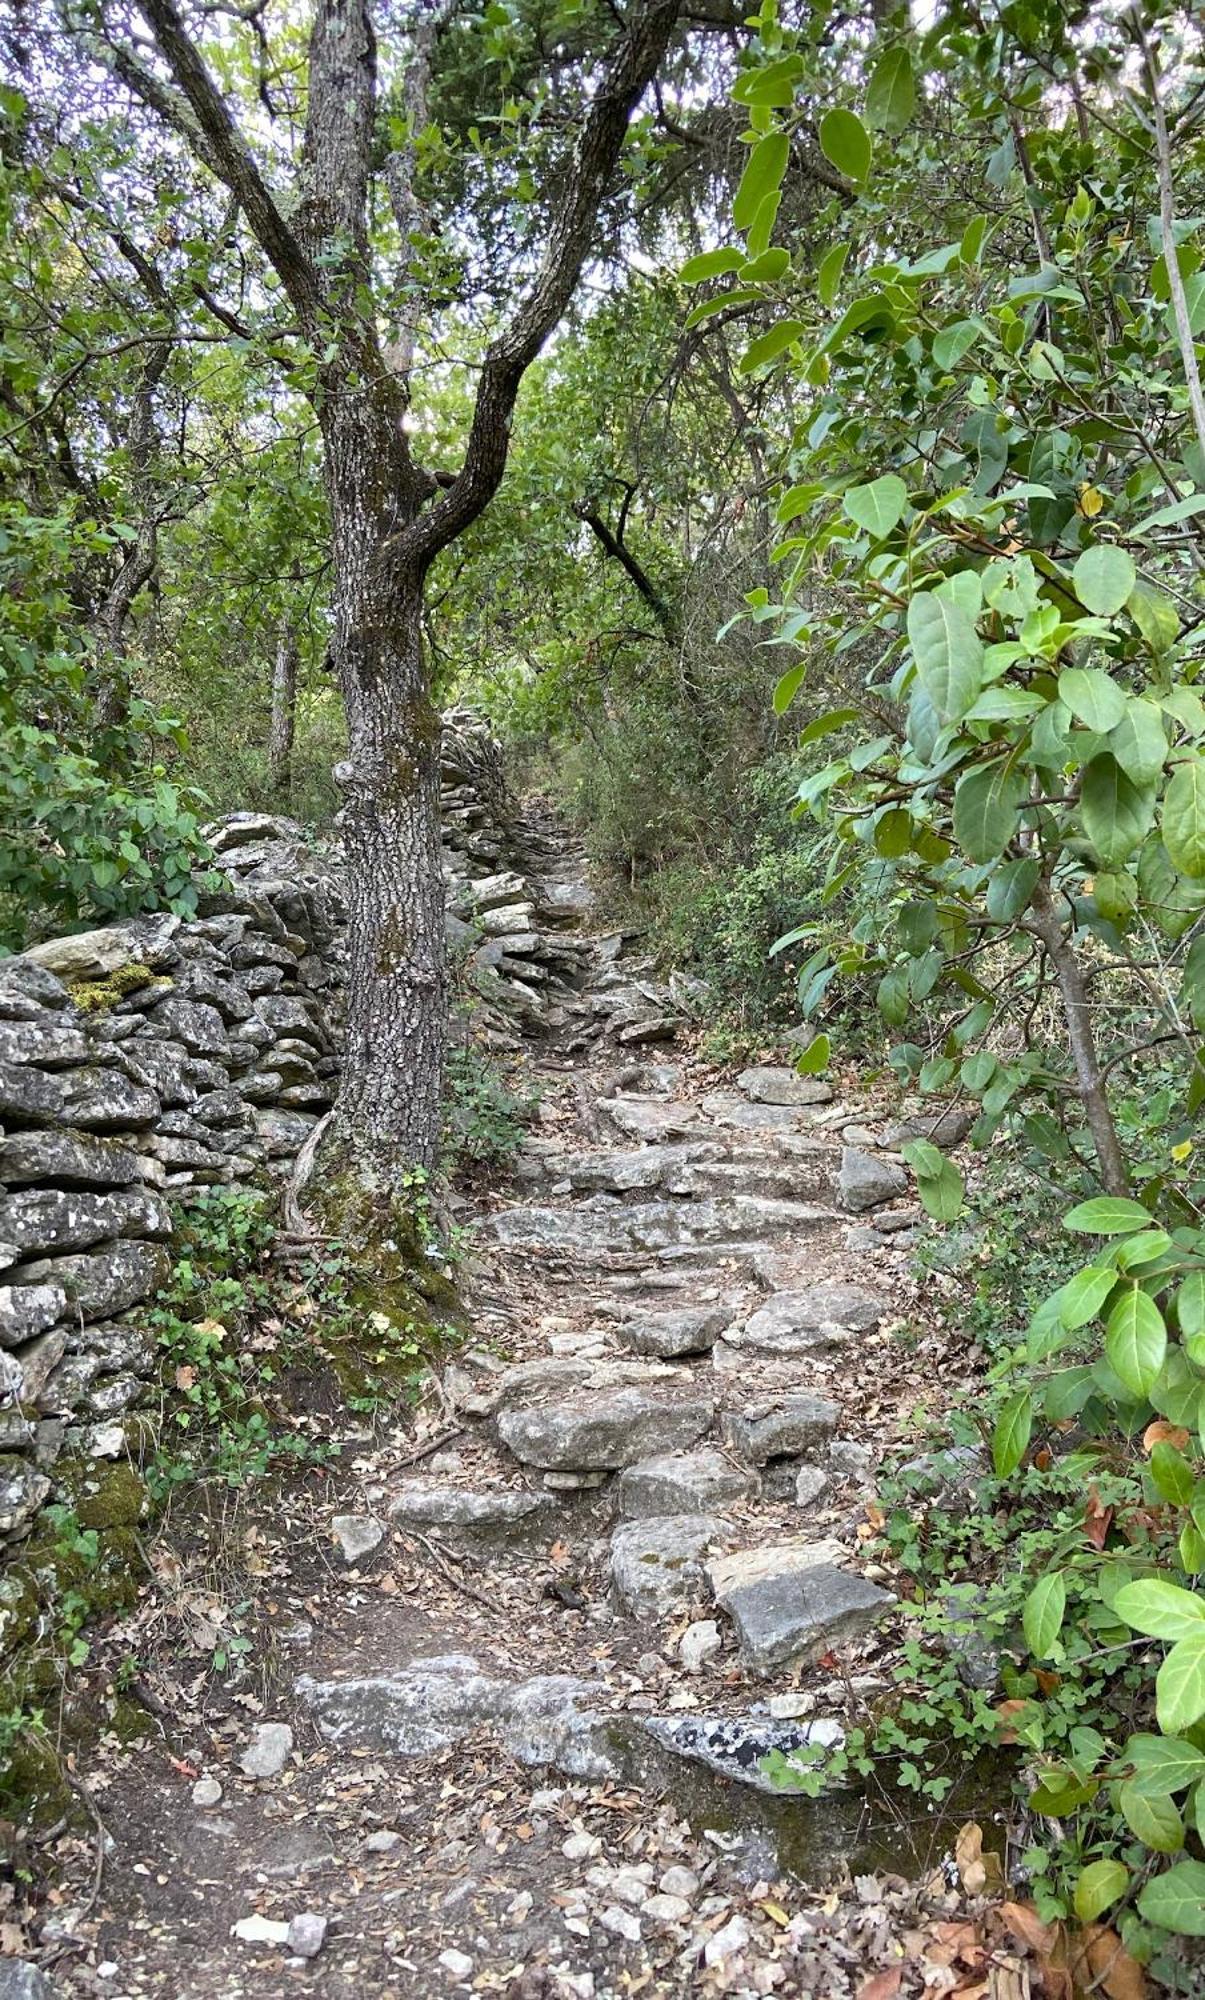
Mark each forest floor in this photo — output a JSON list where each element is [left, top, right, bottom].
[[21, 855, 1061, 2000]]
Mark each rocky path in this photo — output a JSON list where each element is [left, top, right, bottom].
[[32, 853, 1023, 2000]]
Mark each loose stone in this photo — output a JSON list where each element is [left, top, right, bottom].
[[239, 1721, 294, 1779]]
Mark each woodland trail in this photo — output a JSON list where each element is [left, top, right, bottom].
[[38, 835, 1022, 2000]]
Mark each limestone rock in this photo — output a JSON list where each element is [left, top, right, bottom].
[[736, 1066, 833, 1107], [738, 1283, 885, 1354], [25, 915, 180, 980], [603, 1097, 700, 1144], [0, 1459, 52, 1538], [837, 1148, 908, 1213], [0, 1284, 67, 1350], [58, 1066, 160, 1131], [143, 994, 230, 1057], [678, 1619, 722, 1673], [707, 1539, 845, 1598], [331, 1514, 385, 1563], [720, 1394, 840, 1466], [6, 1329, 68, 1405], [0, 1062, 63, 1124], [0, 1129, 140, 1188], [881, 1105, 976, 1151], [459, 1353, 675, 1419], [240, 1721, 294, 1778], [299, 1653, 621, 1780], [497, 1388, 713, 1472], [643, 1712, 844, 1793], [0, 1020, 91, 1069], [617, 1302, 729, 1358], [387, 1481, 557, 1546], [0, 957, 71, 1018], [717, 1562, 892, 1674], [13, 1240, 170, 1320], [617, 1450, 754, 1520], [610, 1514, 732, 1619], [0, 1957, 61, 1999], [0, 1188, 170, 1257]]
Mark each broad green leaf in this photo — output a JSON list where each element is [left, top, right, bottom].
[[1109, 697, 1168, 786], [1023, 1570, 1066, 1659], [1129, 582, 1181, 655], [1137, 1858, 1205, 1934], [993, 1388, 1032, 1476], [1117, 1784, 1184, 1852], [1105, 1285, 1167, 1397], [1124, 1731, 1205, 1795], [843, 475, 907, 538], [1053, 1265, 1115, 1329], [1116, 1228, 1172, 1269], [732, 52, 805, 107], [1163, 759, 1205, 877], [1150, 1444, 1195, 1507], [907, 591, 983, 723], [1114, 1578, 1205, 1641], [932, 319, 981, 370], [1064, 1197, 1152, 1235], [796, 1033, 829, 1075], [1073, 1858, 1129, 1922], [1178, 1270, 1205, 1339], [819, 107, 871, 185], [1080, 754, 1156, 867], [986, 857, 1039, 921], [953, 760, 1024, 862], [739, 319, 805, 373], [1157, 1631, 1205, 1732], [681, 246, 744, 283], [773, 662, 807, 715], [865, 45, 915, 134], [733, 131, 790, 232], [798, 706, 858, 746], [1073, 544, 1137, 616], [741, 247, 791, 281], [1059, 666, 1127, 733], [817, 241, 848, 307]]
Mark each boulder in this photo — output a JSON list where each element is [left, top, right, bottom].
[[837, 1148, 908, 1213], [618, 1450, 754, 1519], [0, 1130, 140, 1188], [720, 1394, 840, 1466], [0, 1284, 67, 1350], [387, 1481, 558, 1546], [610, 1514, 733, 1619], [497, 1389, 714, 1472], [738, 1283, 884, 1355]]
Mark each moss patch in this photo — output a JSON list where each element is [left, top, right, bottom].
[[67, 965, 171, 1014]]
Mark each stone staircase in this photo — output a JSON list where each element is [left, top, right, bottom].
[[298, 860, 954, 1850]]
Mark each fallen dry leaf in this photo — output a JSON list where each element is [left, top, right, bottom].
[[857, 1969, 902, 2000], [1065, 1925, 1147, 2000], [1142, 1419, 1190, 1452], [999, 1901, 1056, 1958]]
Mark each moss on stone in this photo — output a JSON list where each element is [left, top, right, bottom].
[[67, 964, 171, 1014]]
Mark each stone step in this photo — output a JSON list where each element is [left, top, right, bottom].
[[483, 1195, 837, 1258]]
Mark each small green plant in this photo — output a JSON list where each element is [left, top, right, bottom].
[[443, 1040, 536, 1176]]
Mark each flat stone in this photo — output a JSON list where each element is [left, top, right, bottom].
[[880, 1106, 976, 1151], [678, 1619, 722, 1673], [736, 1066, 833, 1107], [618, 1303, 729, 1358], [497, 1388, 713, 1472], [0, 1188, 170, 1258], [11, 1241, 170, 1320], [738, 1283, 884, 1355], [457, 1353, 675, 1418], [24, 916, 180, 979], [610, 1515, 732, 1619], [837, 1147, 908, 1213], [57, 1066, 160, 1131], [299, 1653, 622, 1781], [644, 1712, 845, 1794], [708, 1539, 845, 1598], [7, 1329, 68, 1406], [720, 1394, 840, 1466], [604, 1097, 700, 1143], [240, 1721, 294, 1778], [193, 1777, 223, 1807], [387, 1481, 557, 1545], [616, 1015, 681, 1045], [718, 1564, 892, 1674], [331, 1514, 385, 1563], [144, 995, 230, 1057], [529, 1143, 710, 1196], [0, 1020, 91, 1068], [0, 1129, 140, 1188], [618, 1450, 754, 1519], [0, 958, 71, 1017], [642, 1892, 691, 1925], [0, 1284, 67, 1350], [0, 1062, 63, 1124]]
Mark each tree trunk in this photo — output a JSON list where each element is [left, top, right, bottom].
[[268, 622, 298, 795], [1029, 882, 1129, 1195]]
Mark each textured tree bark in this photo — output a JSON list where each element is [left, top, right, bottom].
[[268, 623, 298, 795], [1028, 882, 1129, 1195]]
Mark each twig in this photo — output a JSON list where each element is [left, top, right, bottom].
[[393, 1424, 464, 1468], [413, 1533, 498, 1610], [283, 1110, 331, 1238]]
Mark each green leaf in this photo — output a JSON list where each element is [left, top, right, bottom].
[[1058, 666, 1127, 733], [1137, 1859, 1205, 1935], [798, 706, 858, 746], [739, 319, 805, 374], [1158, 1631, 1205, 1733], [1163, 759, 1205, 878], [1150, 1443, 1195, 1507], [993, 1389, 1032, 1476], [1114, 1578, 1205, 1641], [843, 475, 907, 538], [985, 857, 1040, 922], [773, 662, 808, 715], [1023, 1570, 1066, 1659], [932, 319, 981, 370], [1073, 1858, 1129, 1923], [1124, 1731, 1205, 1795], [1080, 754, 1156, 868], [741, 247, 791, 282], [1105, 1285, 1167, 1397], [817, 241, 848, 307], [681, 246, 744, 284], [1109, 698, 1168, 787], [796, 1033, 829, 1075], [733, 131, 790, 233], [819, 107, 871, 185], [1064, 1197, 1152, 1235], [1073, 544, 1137, 616], [1129, 582, 1181, 655], [953, 760, 1024, 862], [1178, 1270, 1205, 1340], [907, 591, 983, 723], [1053, 1265, 1115, 1329], [1117, 1784, 1184, 1853], [865, 45, 915, 134]]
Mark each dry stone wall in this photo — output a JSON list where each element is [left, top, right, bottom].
[[0, 709, 580, 1549]]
